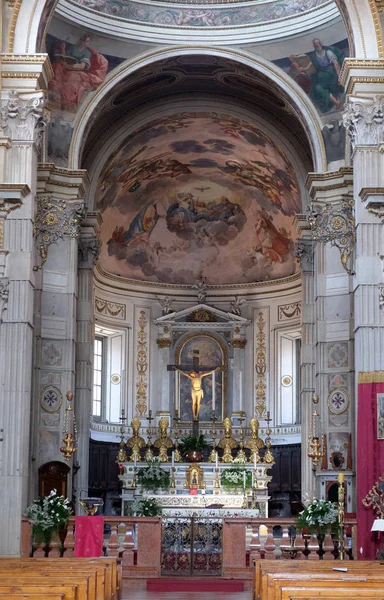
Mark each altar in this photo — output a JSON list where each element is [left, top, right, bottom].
[[119, 462, 271, 518]]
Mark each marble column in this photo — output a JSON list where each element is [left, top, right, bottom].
[[75, 213, 101, 505], [0, 84, 48, 555]]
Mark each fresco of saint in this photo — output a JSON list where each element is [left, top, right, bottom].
[[49, 34, 108, 111]]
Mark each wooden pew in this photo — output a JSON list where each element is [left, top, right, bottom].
[[255, 560, 384, 600], [0, 575, 94, 600], [0, 557, 119, 600], [0, 585, 77, 600], [284, 589, 384, 599], [273, 576, 384, 600], [0, 595, 65, 600]]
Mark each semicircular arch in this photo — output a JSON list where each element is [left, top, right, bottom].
[[68, 46, 327, 173]]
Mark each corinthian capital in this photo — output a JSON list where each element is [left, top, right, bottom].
[[294, 239, 315, 276], [34, 196, 85, 267], [343, 96, 384, 147], [0, 91, 48, 144]]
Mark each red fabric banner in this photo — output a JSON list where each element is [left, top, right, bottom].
[[357, 373, 384, 559], [74, 516, 104, 558]]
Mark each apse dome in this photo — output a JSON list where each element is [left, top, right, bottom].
[[96, 113, 302, 286]]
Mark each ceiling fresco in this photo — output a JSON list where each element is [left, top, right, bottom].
[[64, 0, 332, 28], [96, 113, 301, 286]]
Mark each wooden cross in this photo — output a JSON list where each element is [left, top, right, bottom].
[[167, 349, 217, 374]]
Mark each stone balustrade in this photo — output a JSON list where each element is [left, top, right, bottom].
[[21, 515, 357, 583]]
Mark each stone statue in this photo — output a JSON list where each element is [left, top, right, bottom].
[[153, 417, 173, 461], [230, 296, 245, 316], [156, 295, 174, 315], [245, 417, 264, 460], [218, 417, 237, 462], [126, 418, 146, 461], [175, 366, 220, 420], [192, 276, 207, 304]]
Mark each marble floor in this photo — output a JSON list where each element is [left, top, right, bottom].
[[123, 593, 252, 600]]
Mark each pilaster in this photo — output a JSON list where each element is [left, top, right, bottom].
[[75, 212, 101, 505], [0, 75, 48, 556], [31, 163, 89, 511], [305, 169, 355, 504]]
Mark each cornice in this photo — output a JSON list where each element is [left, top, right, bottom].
[[306, 168, 353, 198], [340, 58, 384, 93], [93, 263, 302, 298], [359, 187, 384, 202]]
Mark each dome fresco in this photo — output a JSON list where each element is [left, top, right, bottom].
[[62, 0, 333, 28], [96, 113, 302, 286]]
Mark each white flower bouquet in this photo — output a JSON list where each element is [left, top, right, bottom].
[[137, 457, 170, 492], [25, 489, 72, 546], [296, 498, 338, 533]]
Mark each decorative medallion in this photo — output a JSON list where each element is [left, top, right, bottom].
[[327, 388, 350, 415], [282, 375, 293, 387], [111, 374, 121, 385], [40, 386, 63, 413]]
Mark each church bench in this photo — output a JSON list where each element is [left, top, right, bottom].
[[283, 589, 384, 599], [0, 557, 119, 600], [268, 573, 384, 600], [0, 574, 95, 600], [0, 585, 77, 600], [254, 560, 384, 600], [0, 595, 65, 600]]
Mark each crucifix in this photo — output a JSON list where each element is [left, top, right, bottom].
[[168, 350, 221, 434]]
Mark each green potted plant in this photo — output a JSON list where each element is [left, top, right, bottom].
[[133, 497, 163, 517], [136, 457, 171, 493], [179, 433, 209, 462], [296, 498, 338, 534], [25, 489, 72, 551], [221, 466, 252, 492]]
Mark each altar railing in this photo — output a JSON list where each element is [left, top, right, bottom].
[[21, 515, 358, 580]]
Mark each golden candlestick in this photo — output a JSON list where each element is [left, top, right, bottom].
[[338, 473, 345, 559], [170, 466, 176, 494], [214, 467, 220, 494], [60, 392, 78, 461]]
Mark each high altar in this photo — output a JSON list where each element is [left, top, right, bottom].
[[116, 300, 276, 517]]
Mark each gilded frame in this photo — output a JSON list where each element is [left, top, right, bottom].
[[174, 332, 228, 424], [377, 393, 384, 440]]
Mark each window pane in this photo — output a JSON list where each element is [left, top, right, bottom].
[[93, 336, 104, 418]]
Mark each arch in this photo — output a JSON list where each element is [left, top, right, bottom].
[[8, 0, 383, 60], [68, 46, 327, 174]]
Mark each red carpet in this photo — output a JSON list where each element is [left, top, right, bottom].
[[147, 578, 244, 592]]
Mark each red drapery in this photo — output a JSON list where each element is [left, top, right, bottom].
[[357, 371, 384, 559], [74, 516, 104, 558]]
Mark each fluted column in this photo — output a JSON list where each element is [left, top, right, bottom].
[[295, 230, 316, 500], [0, 83, 49, 556], [75, 213, 101, 505]]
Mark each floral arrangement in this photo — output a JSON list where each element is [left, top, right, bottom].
[[25, 489, 72, 546], [179, 434, 209, 455], [137, 457, 170, 492], [133, 497, 162, 517], [296, 498, 339, 533], [220, 466, 252, 491]]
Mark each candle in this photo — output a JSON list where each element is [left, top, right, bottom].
[[243, 471, 246, 489], [212, 370, 216, 411], [134, 452, 137, 468], [338, 472, 344, 484], [251, 470, 254, 488], [172, 451, 175, 467], [121, 408, 125, 418], [148, 409, 152, 418], [253, 453, 257, 469], [215, 452, 218, 468], [239, 371, 243, 411]]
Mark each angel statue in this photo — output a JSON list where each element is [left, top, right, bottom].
[[156, 295, 174, 315], [192, 276, 207, 304], [230, 296, 245, 316]]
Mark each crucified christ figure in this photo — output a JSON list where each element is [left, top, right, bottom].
[[175, 366, 221, 420]]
